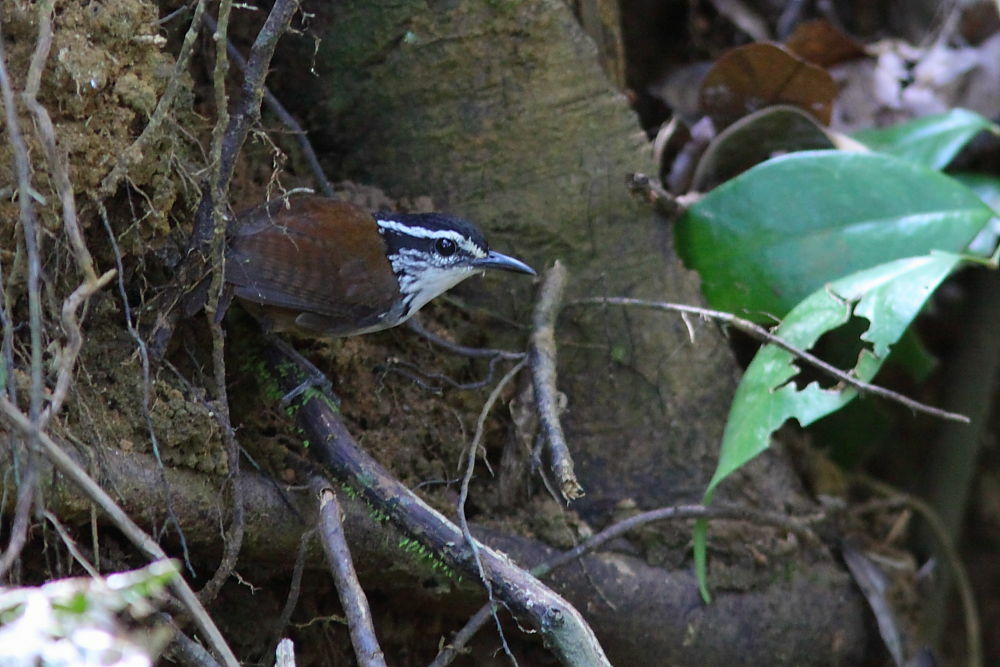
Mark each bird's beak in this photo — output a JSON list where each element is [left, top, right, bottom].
[[473, 251, 537, 276]]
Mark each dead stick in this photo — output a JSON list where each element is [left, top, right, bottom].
[[572, 297, 969, 423], [313, 479, 387, 667], [430, 502, 823, 665], [149, 0, 300, 357], [0, 16, 43, 580], [529, 261, 583, 501], [267, 528, 312, 658], [0, 400, 240, 667], [203, 13, 333, 198], [455, 359, 527, 662], [261, 342, 611, 667]]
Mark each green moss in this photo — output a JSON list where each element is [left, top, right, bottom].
[[398, 536, 458, 580]]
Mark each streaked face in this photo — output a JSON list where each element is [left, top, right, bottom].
[[375, 213, 491, 320]]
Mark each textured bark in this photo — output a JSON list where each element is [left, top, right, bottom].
[[256, 1, 874, 663], [0, 0, 874, 663], [18, 434, 869, 666], [280, 0, 751, 516]]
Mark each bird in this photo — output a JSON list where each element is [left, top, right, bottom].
[[224, 195, 537, 339]]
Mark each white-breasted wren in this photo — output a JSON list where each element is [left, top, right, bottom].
[[224, 195, 536, 337]]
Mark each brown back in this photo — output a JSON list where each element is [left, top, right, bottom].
[[226, 196, 401, 335]]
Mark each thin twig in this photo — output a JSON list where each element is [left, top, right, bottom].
[[313, 479, 387, 667], [24, 0, 95, 285], [534, 503, 819, 577], [43, 510, 101, 579], [0, 14, 43, 582], [194, 327, 245, 605], [457, 358, 527, 664], [261, 343, 611, 666], [202, 13, 333, 197], [572, 297, 969, 423], [39, 270, 116, 428], [0, 401, 240, 667], [406, 318, 526, 360], [529, 262, 582, 501], [191, 0, 301, 251], [428, 602, 497, 667], [626, 172, 685, 218], [24, 0, 121, 432], [383, 355, 507, 391], [429, 502, 822, 665], [96, 201, 196, 577], [266, 528, 313, 660], [0, 4, 42, 443], [197, 5, 247, 594], [205, 0, 233, 306], [150, 0, 300, 357], [0, 446, 36, 580], [162, 616, 223, 667]]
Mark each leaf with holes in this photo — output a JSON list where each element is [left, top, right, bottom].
[[675, 151, 993, 321], [694, 251, 965, 601], [853, 109, 999, 170]]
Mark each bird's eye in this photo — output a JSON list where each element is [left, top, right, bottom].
[[435, 238, 457, 257]]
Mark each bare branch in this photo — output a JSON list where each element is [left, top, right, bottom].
[[430, 502, 823, 665], [313, 479, 386, 667], [529, 261, 582, 501], [23, 0, 96, 285], [202, 13, 333, 198], [0, 399, 240, 667], [573, 297, 969, 423], [406, 317, 526, 360], [0, 4, 43, 427], [43, 510, 101, 579], [149, 0, 301, 357], [191, 0, 302, 253], [456, 358, 526, 662], [266, 528, 313, 659], [194, 321, 245, 606], [0, 11, 43, 580], [261, 342, 611, 667]]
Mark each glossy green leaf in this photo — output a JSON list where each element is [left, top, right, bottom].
[[694, 252, 965, 601], [852, 109, 999, 170], [676, 151, 992, 321], [952, 172, 1000, 212], [950, 173, 1000, 257]]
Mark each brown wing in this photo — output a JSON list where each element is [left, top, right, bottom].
[[225, 196, 400, 335]]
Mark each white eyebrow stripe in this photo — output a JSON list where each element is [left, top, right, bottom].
[[376, 218, 486, 256], [375, 219, 467, 243]]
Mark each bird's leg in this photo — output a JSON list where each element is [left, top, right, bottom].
[[268, 335, 339, 407]]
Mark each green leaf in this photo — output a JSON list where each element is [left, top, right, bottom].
[[676, 151, 992, 321], [694, 519, 710, 602], [886, 328, 937, 382], [706, 252, 962, 496], [852, 109, 999, 169], [694, 252, 965, 600], [951, 172, 1000, 212], [950, 173, 1000, 257]]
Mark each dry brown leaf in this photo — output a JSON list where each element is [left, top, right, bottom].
[[699, 42, 838, 130]]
